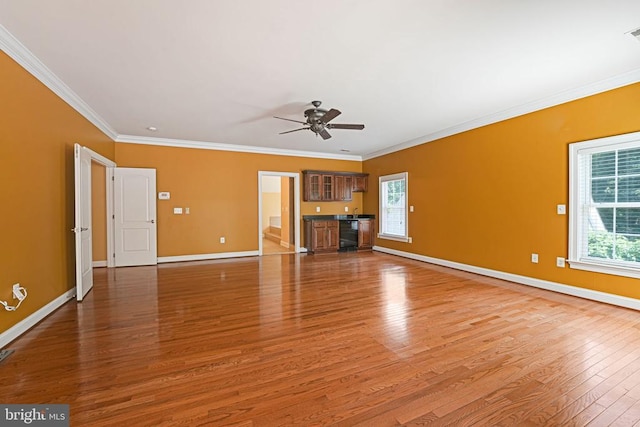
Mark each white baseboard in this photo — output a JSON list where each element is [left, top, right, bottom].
[[0, 288, 76, 348], [92, 260, 107, 268], [157, 250, 260, 264], [373, 246, 640, 311]]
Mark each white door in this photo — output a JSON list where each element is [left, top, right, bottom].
[[74, 144, 93, 301], [114, 168, 157, 267]]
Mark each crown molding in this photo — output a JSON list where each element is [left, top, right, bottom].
[[5, 20, 639, 162], [116, 134, 363, 161], [0, 24, 118, 140], [363, 69, 640, 160]]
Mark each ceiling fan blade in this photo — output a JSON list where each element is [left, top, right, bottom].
[[320, 109, 341, 124], [327, 123, 365, 130], [279, 127, 309, 135], [274, 116, 307, 125], [319, 128, 332, 140]]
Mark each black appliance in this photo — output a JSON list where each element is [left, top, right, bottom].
[[339, 220, 358, 251]]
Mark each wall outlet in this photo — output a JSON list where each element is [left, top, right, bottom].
[[220, 237, 225, 244], [345, 206, 349, 212], [556, 257, 566, 268], [557, 204, 566, 215], [316, 206, 320, 213], [12, 284, 26, 301], [531, 253, 539, 263]]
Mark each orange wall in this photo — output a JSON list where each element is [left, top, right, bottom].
[[281, 176, 292, 246], [114, 143, 363, 255], [364, 82, 640, 300], [92, 162, 107, 262], [0, 52, 114, 332]]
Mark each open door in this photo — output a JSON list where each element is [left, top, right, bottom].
[[74, 144, 94, 301], [74, 144, 116, 301]]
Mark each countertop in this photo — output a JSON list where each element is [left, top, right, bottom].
[[303, 214, 375, 220]]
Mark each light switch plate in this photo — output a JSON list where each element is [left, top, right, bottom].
[[173, 207, 183, 214], [158, 192, 170, 200], [557, 204, 566, 215]]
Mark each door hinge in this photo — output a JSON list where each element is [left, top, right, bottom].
[[112, 214, 115, 219], [113, 253, 116, 258], [112, 176, 115, 181]]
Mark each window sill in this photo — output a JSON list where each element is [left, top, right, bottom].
[[568, 259, 640, 279], [377, 234, 410, 243]]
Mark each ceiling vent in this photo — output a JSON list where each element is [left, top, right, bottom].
[[627, 27, 640, 42]]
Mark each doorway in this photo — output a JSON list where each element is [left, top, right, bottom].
[[258, 172, 300, 255]]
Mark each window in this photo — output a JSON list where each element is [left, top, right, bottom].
[[569, 131, 640, 279], [379, 172, 409, 242]]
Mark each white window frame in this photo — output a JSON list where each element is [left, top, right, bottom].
[[378, 172, 409, 242], [569, 130, 640, 279]]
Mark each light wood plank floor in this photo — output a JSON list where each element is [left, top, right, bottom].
[[2, 252, 640, 426], [262, 238, 295, 255]]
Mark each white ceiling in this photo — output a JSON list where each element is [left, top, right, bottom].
[[2, 1, 640, 159]]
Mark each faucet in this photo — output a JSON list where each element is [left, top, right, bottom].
[[353, 207, 358, 218]]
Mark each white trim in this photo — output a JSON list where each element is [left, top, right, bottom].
[[117, 135, 362, 161], [0, 25, 118, 141], [377, 234, 410, 243], [568, 130, 640, 279], [105, 167, 115, 268], [379, 172, 409, 241], [373, 246, 640, 311], [92, 260, 107, 268], [157, 251, 260, 263], [0, 289, 76, 348], [568, 259, 640, 279], [363, 70, 640, 160]]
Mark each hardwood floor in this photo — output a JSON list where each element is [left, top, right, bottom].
[[262, 238, 295, 255], [2, 252, 640, 426]]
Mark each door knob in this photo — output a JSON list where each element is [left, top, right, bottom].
[[81, 227, 88, 231]]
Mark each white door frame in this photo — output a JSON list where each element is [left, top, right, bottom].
[[258, 171, 301, 255], [74, 144, 116, 301]]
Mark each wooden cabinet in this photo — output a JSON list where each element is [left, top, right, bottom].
[[304, 218, 374, 253], [352, 175, 368, 193], [304, 173, 335, 201], [305, 220, 339, 253], [334, 175, 353, 201], [303, 170, 368, 201], [358, 219, 375, 250]]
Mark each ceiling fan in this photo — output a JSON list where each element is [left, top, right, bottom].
[[274, 101, 365, 140]]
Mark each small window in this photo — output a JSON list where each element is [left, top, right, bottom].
[[379, 172, 409, 242], [569, 131, 640, 279]]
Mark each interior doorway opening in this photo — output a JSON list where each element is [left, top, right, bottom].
[[258, 172, 300, 256]]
